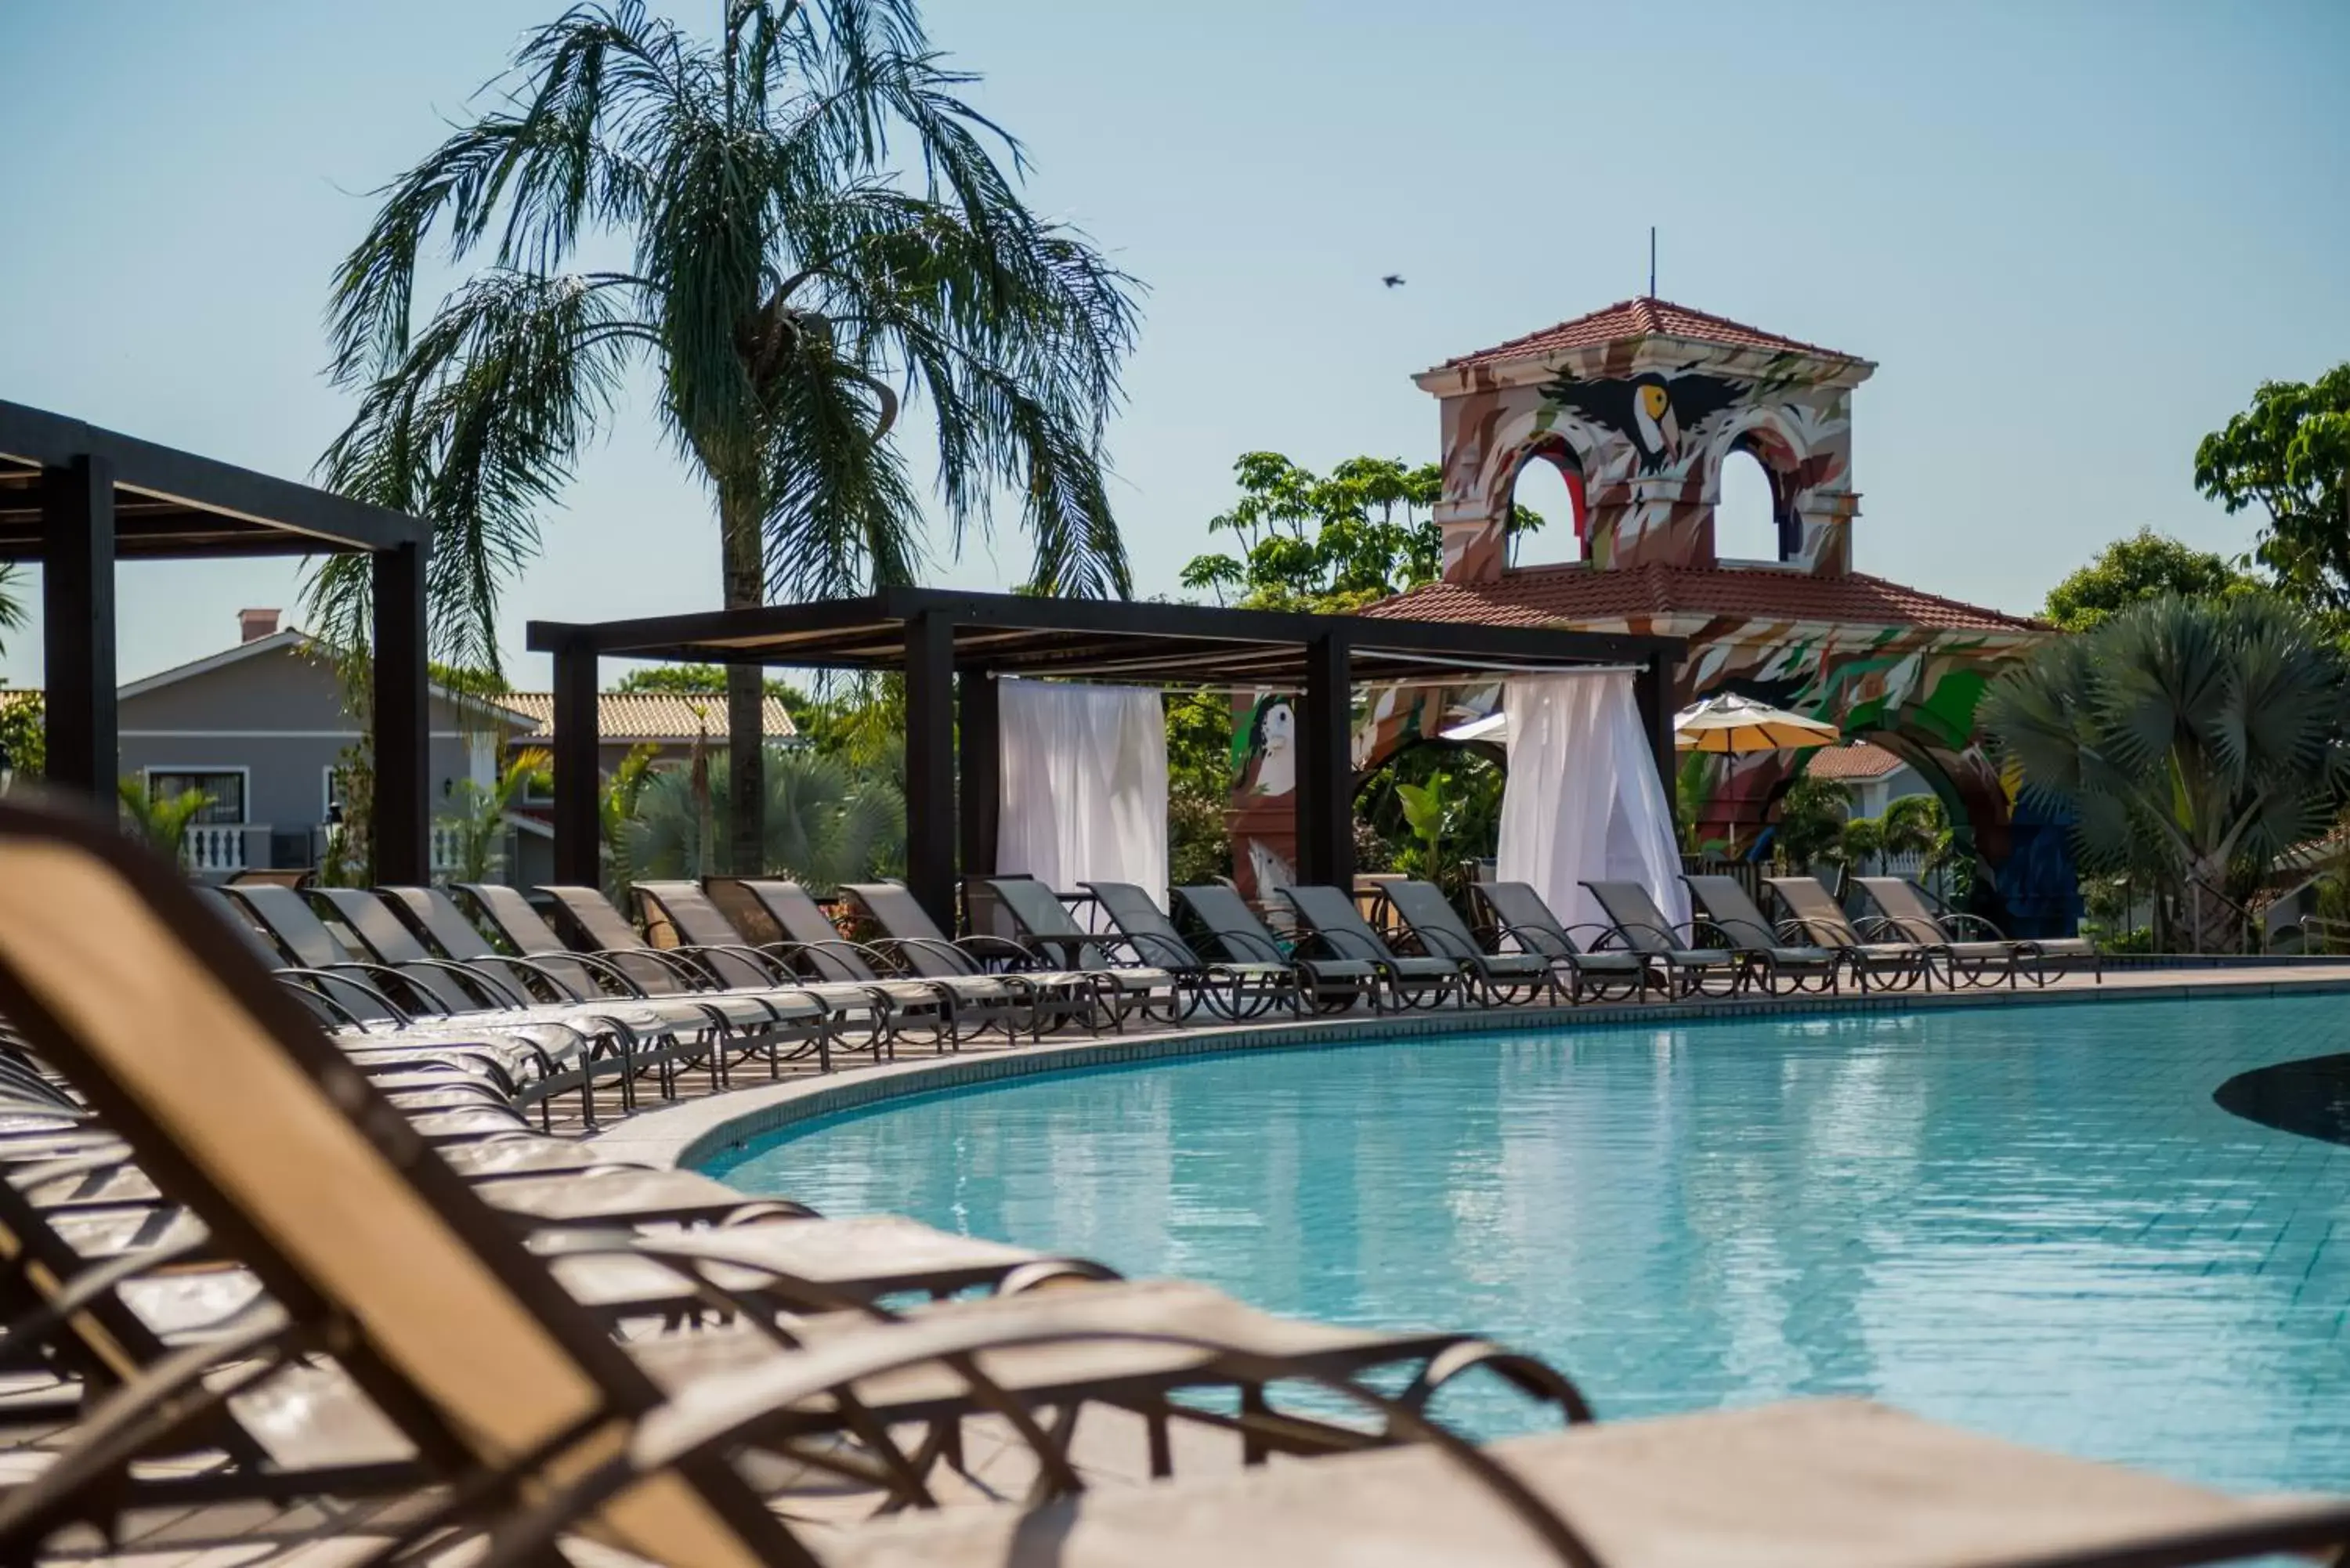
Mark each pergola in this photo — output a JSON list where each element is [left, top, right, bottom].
[[0, 399, 436, 881], [528, 587, 1685, 928]]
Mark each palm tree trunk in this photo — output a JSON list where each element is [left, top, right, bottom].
[[718, 475, 765, 876]]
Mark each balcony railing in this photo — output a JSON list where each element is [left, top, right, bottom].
[[179, 822, 256, 876]]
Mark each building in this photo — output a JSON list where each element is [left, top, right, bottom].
[[1336, 295, 2075, 932], [1806, 741, 1932, 821], [4, 610, 796, 880]]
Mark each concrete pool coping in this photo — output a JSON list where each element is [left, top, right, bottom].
[[587, 961, 2350, 1173]]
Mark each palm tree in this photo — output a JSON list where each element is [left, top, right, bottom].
[[441, 747, 553, 883], [0, 565, 24, 655], [628, 745, 902, 891], [313, 0, 1141, 873], [117, 779, 215, 864], [1981, 594, 2350, 952]]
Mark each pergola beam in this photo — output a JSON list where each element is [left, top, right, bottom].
[[40, 457, 116, 797]]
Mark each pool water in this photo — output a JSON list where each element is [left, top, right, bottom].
[[707, 996, 2350, 1492]]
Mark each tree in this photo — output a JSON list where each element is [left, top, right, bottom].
[[1981, 594, 2350, 952], [0, 565, 23, 655], [626, 745, 902, 891], [0, 688, 42, 783], [1178, 453, 1542, 613], [117, 779, 214, 862], [2041, 529, 2258, 633], [441, 746, 552, 882], [315, 0, 1140, 875], [2196, 365, 2350, 606], [1770, 774, 1851, 874]]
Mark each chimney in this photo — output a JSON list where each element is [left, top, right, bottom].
[[238, 608, 280, 644]]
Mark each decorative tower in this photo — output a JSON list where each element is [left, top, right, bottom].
[[1411, 298, 1874, 581]]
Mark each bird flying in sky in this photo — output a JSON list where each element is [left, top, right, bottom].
[[1381, 274, 1405, 288]]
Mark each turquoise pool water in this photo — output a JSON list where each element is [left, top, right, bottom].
[[707, 997, 2350, 1492]]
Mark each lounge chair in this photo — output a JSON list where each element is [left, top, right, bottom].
[[634, 878, 959, 1053], [1857, 876, 2103, 988], [1468, 883, 1654, 1003], [1276, 884, 1471, 1011], [707, 876, 1032, 1043], [0, 801, 1595, 1551], [1173, 883, 1382, 1013], [1378, 881, 1567, 1005], [458, 880, 835, 1073], [6, 807, 2350, 1568], [981, 877, 1186, 1024], [844, 880, 1115, 1035], [1084, 880, 1300, 1020], [1579, 882, 1754, 999], [1680, 876, 1853, 995], [1762, 876, 1940, 991]]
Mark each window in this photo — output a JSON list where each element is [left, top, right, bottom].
[[148, 770, 246, 825]]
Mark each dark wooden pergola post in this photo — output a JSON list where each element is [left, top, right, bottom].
[[551, 638, 600, 887], [956, 663, 1000, 891], [1634, 649, 1679, 821], [1299, 630, 1354, 889], [903, 611, 956, 930], [39, 456, 116, 797], [371, 540, 431, 883]]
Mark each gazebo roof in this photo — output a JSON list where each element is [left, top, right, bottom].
[[527, 584, 1683, 686], [1366, 562, 2042, 639], [0, 399, 425, 559], [1434, 296, 1865, 375]]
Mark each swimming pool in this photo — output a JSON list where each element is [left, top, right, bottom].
[[707, 995, 2350, 1492]]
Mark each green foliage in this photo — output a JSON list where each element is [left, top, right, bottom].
[[428, 661, 508, 701], [2041, 529, 2259, 633], [1355, 745, 1505, 892], [1982, 593, 2350, 951], [117, 778, 214, 861], [1771, 774, 1852, 873], [1674, 753, 1727, 855], [1165, 690, 1234, 886], [1178, 453, 1542, 613], [2196, 364, 2350, 607], [311, 0, 1141, 672], [598, 743, 660, 901], [0, 688, 43, 782], [624, 746, 903, 892], [440, 746, 551, 883], [0, 565, 24, 656]]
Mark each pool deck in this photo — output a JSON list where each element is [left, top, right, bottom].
[[591, 959, 2350, 1172]]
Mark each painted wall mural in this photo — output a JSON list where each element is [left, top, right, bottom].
[[1415, 334, 1871, 581]]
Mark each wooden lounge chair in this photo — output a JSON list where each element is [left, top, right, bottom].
[[1761, 876, 1940, 991], [1857, 876, 2102, 988], [1467, 883, 1652, 1003], [1276, 885, 1471, 1011], [707, 876, 1031, 1043], [1377, 881, 1564, 1006], [1679, 876, 1852, 995], [844, 880, 1113, 1035], [1579, 882, 1764, 999], [1173, 883, 1381, 1013], [980, 877, 1185, 1024], [1084, 880, 1300, 1021], [6, 807, 2347, 1566]]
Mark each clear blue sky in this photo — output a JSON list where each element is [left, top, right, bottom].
[[2, 0, 2344, 689]]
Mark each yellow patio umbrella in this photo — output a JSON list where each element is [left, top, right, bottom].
[[1672, 692, 1840, 753]]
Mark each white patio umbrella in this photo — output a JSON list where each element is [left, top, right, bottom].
[[1672, 692, 1840, 753]]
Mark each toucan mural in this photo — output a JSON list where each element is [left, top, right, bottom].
[[1545, 370, 1745, 473]]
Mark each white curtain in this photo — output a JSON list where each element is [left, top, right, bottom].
[[996, 678, 1168, 898], [1495, 671, 1690, 938]]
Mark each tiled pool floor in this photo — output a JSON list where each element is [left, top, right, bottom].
[[711, 995, 2350, 1493]]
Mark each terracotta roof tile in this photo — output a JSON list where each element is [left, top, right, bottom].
[[1805, 742, 1910, 781], [1440, 297, 1860, 371], [501, 692, 797, 744], [1363, 562, 2044, 635]]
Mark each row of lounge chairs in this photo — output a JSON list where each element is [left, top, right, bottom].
[[0, 800, 2322, 1567], [190, 863, 2097, 1113]]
